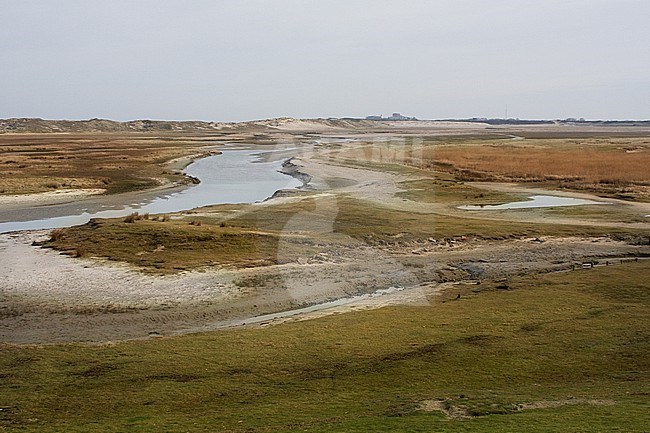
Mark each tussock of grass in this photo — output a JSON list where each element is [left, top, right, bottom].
[[44, 218, 322, 273], [1, 263, 648, 432], [123, 212, 140, 223]]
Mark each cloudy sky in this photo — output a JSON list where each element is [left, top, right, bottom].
[[2, 0, 649, 121]]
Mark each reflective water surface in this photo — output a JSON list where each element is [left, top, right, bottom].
[[0, 150, 300, 234]]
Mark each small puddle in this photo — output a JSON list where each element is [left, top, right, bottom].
[[458, 195, 607, 210]]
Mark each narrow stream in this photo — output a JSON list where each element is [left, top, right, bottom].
[[0, 149, 300, 234]]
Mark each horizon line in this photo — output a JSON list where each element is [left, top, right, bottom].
[[2, 116, 650, 123]]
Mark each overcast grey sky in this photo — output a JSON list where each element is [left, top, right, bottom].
[[2, 0, 649, 121]]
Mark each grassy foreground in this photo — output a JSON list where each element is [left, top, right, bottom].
[[1, 262, 648, 432]]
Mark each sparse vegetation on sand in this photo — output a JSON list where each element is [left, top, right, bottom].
[[1, 262, 648, 432], [0, 133, 215, 195], [42, 216, 324, 273], [38, 201, 599, 273], [43, 189, 645, 274]]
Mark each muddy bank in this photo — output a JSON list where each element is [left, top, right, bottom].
[[279, 158, 312, 188], [1, 230, 647, 345], [0, 182, 191, 224]]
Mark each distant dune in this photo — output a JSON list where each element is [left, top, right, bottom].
[[0, 117, 492, 134], [2, 116, 649, 134]]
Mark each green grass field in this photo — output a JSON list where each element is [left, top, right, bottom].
[[2, 262, 648, 432]]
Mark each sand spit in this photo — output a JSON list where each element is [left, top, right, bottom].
[[0, 189, 107, 207]]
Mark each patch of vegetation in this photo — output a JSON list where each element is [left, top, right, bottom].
[[42, 218, 322, 273], [543, 203, 650, 223], [0, 133, 211, 195], [1, 262, 648, 432], [395, 178, 518, 204], [331, 196, 640, 243], [43, 194, 645, 273]]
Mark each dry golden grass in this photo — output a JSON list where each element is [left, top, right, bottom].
[[429, 146, 650, 184], [418, 138, 650, 200], [0, 133, 211, 195]]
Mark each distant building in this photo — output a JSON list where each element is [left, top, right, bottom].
[[365, 112, 417, 121]]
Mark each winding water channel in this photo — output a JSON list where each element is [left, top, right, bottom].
[[0, 149, 300, 234]]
